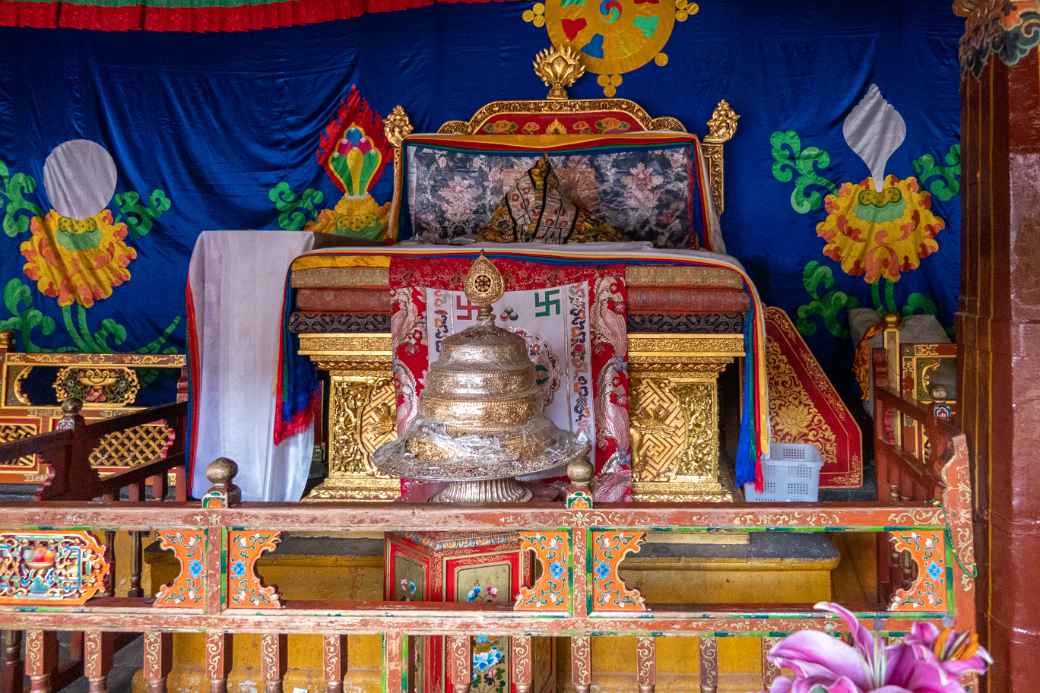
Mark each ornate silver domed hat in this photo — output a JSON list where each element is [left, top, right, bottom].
[[372, 255, 587, 503]]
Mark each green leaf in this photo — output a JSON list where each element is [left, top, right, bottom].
[[1, 277, 55, 352], [269, 181, 324, 230], [0, 161, 42, 237], [93, 318, 129, 351], [770, 130, 838, 214], [795, 261, 859, 338], [912, 143, 961, 202], [114, 188, 173, 238], [135, 315, 182, 355], [903, 293, 938, 317]]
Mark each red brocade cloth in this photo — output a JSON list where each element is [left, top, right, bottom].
[[0, 0, 516, 32], [765, 307, 863, 488], [389, 256, 632, 501]]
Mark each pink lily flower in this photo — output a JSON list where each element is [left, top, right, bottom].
[[760, 603, 990, 693]]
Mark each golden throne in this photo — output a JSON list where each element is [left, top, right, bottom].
[[293, 45, 745, 502]]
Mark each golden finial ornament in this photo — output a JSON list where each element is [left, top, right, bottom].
[[463, 254, 505, 324], [383, 105, 414, 148], [705, 99, 739, 144], [533, 44, 586, 100]]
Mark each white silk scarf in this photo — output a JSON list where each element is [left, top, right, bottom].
[[186, 230, 315, 501]]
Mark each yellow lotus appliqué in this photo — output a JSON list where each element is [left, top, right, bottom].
[[20, 209, 136, 308], [816, 175, 943, 284]]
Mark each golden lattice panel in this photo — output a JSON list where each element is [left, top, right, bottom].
[[627, 334, 741, 502], [88, 423, 175, 469], [630, 379, 717, 483], [0, 423, 39, 467]]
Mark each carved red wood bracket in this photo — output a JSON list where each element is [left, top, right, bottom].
[[227, 530, 282, 609], [514, 530, 570, 612], [590, 529, 647, 612], [153, 528, 206, 608], [888, 529, 947, 613]]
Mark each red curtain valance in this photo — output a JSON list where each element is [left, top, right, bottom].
[[0, 0, 513, 33]]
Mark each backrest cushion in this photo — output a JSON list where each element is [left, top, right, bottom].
[[398, 133, 718, 250]]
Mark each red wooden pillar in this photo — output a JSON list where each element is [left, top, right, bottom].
[[957, 10, 1040, 690], [25, 631, 58, 693]]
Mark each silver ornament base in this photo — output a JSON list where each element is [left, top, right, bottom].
[[430, 477, 532, 504]]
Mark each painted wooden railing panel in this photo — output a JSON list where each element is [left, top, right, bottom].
[[0, 433, 976, 692]]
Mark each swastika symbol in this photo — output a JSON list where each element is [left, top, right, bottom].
[[535, 289, 562, 317], [456, 294, 480, 320]]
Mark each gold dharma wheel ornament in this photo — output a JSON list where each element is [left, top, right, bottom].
[[372, 255, 589, 504], [464, 253, 505, 323]]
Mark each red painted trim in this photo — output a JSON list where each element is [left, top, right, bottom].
[[0, 0, 516, 32], [405, 133, 698, 152]]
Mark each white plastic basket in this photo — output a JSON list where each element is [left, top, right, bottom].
[[743, 442, 823, 502]]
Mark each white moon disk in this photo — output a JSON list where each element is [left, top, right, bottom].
[[43, 139, 118, 220]]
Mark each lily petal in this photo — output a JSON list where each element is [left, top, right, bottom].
[[903, 658, 960, 692], [883, 644, 918, 688], [815, 602, 877, 656], [770, 631, 869, 688], [941, 654, 991, 678], [906, 622, 940, 648], [768, 675, 794, 693]]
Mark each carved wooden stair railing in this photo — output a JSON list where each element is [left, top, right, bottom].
[[0, 426, 978, 692], [0, 398, 188, 693]]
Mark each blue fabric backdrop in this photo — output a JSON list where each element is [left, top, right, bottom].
[[0, 0, 962, 410]]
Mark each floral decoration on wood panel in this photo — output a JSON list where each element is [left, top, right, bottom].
[[227, 530, 282, 609], [0, 530, 108, 605], [515, 530, 570, 611], [888, 529, 947, 613], [590, 529, 646, 612], [153, 528, 206, 608]]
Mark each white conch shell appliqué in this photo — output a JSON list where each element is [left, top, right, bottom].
[[842, 84, 906, 193]]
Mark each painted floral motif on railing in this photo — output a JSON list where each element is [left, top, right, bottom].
[[153, 528, 206, 608], [888, 529, 947, 612], [515, 530, 570, 611], [590, 529, 646, 612], [0, 530, 108, 605], [228, 530, 282, 609]]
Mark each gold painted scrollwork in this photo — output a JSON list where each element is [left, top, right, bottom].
[[299, 333, 399, 501]]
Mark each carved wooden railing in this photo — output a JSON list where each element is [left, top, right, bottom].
[[873, 336, 970, 620], [0, 399, 187, 692], [0, 434, 978, 692], [0, 332, 188, 484]]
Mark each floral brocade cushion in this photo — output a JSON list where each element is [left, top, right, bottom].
[[476, 156, 623, 244], [400, 133, 716, 250]]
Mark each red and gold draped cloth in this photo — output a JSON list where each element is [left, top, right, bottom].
[[390, 256, 631, 501], [281, 245, 771, 490], [765, 307, 863, 488]]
